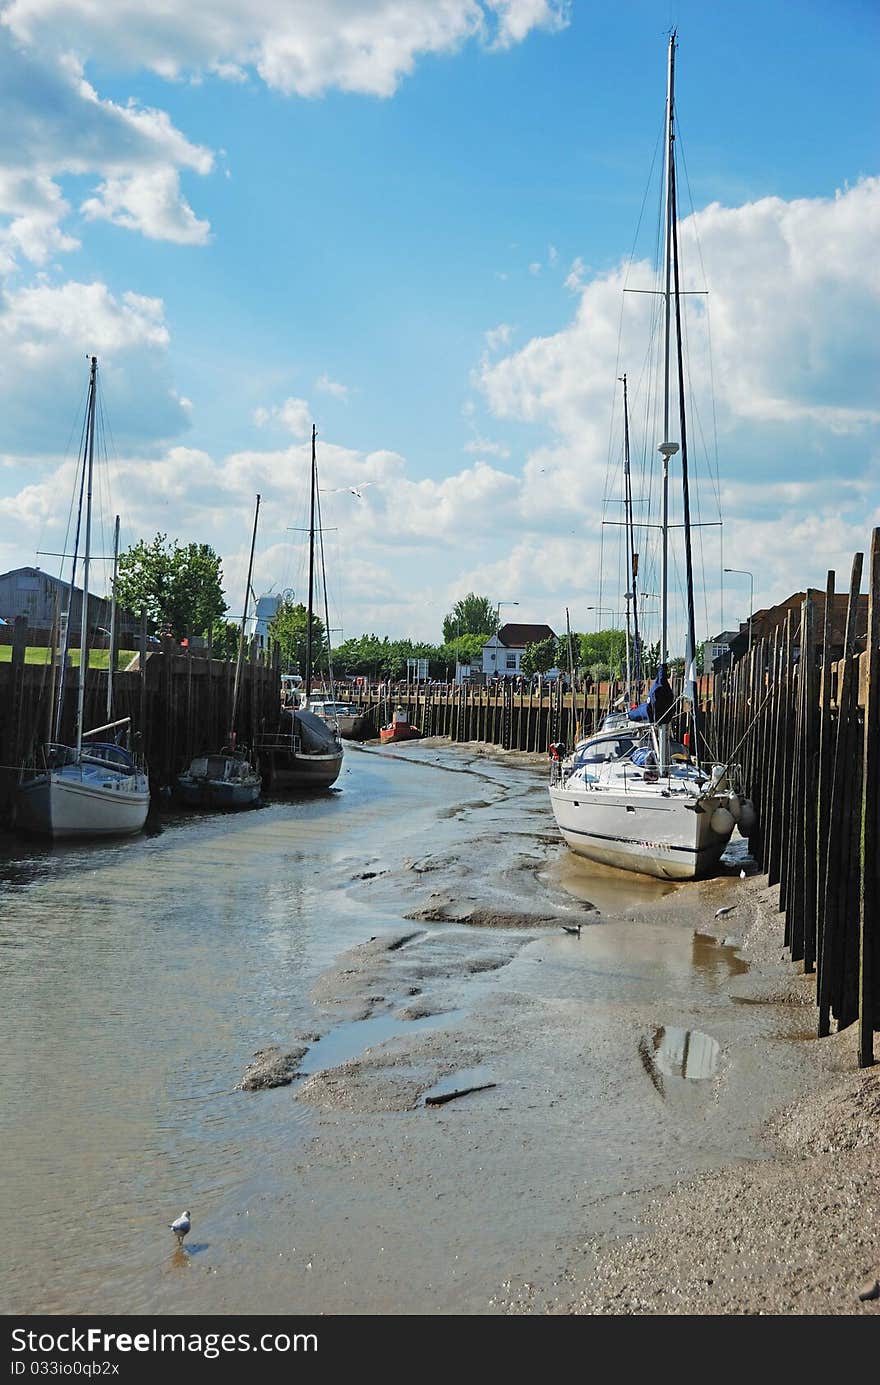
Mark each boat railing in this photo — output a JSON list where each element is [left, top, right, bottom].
[[256, 731, 303, 755]]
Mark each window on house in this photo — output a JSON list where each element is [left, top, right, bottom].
[[506, 654, 516, 669]]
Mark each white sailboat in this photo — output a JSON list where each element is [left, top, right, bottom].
[[549, 35, 742, 881], [15, 356, 151, 839]]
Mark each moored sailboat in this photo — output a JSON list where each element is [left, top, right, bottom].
[[259, 425, 343, 791], [15, 357, 151, 839], [548, 35, 742, 880], [176, 495, 263, 810]]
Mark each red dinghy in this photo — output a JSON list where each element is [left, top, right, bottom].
[[380, 707, 421, 743]]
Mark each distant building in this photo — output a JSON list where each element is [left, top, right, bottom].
[[727, 591, 868, 665], [703, 630, 740, 674], [481, 622, 556, 678], [0, 566, 137, 636]]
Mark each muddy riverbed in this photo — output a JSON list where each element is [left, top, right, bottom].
[[0, 739, 876, 1315]]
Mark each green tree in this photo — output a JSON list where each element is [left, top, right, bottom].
[[115, 534, 227, 638], [269, 599, 326, 675], [521, 637, 557, 678], [442, 593, 495, 643], [210, 618, 240, 661], [577, 628, 627, 671]]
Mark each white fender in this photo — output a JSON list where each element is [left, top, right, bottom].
[[710, 805, 735, 837]]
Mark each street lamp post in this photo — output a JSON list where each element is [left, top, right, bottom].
[[724, 568, 754, 655], [493, 601, 519, 681], [495, 600, 519, 631]]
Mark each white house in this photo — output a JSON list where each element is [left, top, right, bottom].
[[481, 622, 556, 678]]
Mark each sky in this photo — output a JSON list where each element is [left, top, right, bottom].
[[0, 0, 878, 652]]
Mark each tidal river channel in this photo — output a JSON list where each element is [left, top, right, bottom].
[[0, 743, 818, 1315]]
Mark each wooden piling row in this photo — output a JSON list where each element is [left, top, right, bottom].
[[713, 537, 878, 1066]]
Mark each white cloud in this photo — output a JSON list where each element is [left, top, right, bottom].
[[315, 373, 349, 400], [0, 279, 189, 450], [472, 177, 880, 645], [463, 435, 510, 458], [484, 322, 514, 352], [2, 1, 570, 98], [564, 255, 585, 292], [254, 397, 312, 438], [81, 167, 211, 244], [0, 32, 214, 268]]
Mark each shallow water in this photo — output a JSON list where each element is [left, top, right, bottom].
[[0, 744, 806, 1315]]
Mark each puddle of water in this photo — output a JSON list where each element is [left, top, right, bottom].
[[421, 1065, 496, 1105], [691, 931, 749, 979], [652, 1026, 720, 1081], [298, 1008, 466, 1076], [546, 852, 678, 914]]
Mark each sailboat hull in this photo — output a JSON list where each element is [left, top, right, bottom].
[[266, 749, 343, 791], [16, 766, 151, 839], [548, 782, 731, 880]]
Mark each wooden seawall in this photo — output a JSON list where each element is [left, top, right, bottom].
[[711, 533, 880, 1068]]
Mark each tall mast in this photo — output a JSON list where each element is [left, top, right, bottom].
[[316, 479, 336, 701], [54, 382, 91, 744], [231, 494, 261, 744], [565, 606, 576, 690], [304, 424, 317, 701], [75, 355, 97, 758], [670, 151, 701, 758], [620, 373, 642, 699], [659, 30, 678, 666], [106, 514, 120, 721]]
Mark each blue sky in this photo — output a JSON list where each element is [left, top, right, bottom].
[[0, 0, 878, 649]]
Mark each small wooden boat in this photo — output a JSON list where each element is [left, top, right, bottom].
[[175, 750, 262, 809], [380, 708, 421, 743]]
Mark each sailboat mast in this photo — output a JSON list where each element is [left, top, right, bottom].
[[304, 424, 317, 701], [75, 355, 97, 758], [231, 494, 261, 744], [565, 606, 576, 690], [106, 514, 119, 722], [621, 373, 642, 697], [659, 30, 676, 666], [316, 481, 336, 701], [670, 154, 701, 759]]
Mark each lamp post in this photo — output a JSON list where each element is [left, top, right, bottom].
[[724, 568, 754, 655], [495, 600, 519, 631], [492, 601, 519, 681]]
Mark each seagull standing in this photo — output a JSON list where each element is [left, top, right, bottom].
[[562, 923, 582, 937], [170, 1210, 191, 1246]]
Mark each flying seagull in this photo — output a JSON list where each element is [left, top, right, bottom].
[[323, 482, 377, 500], [561, 923, 582, 937], [170, 1210, 191, 1246], [715, 905, 736, 919]]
